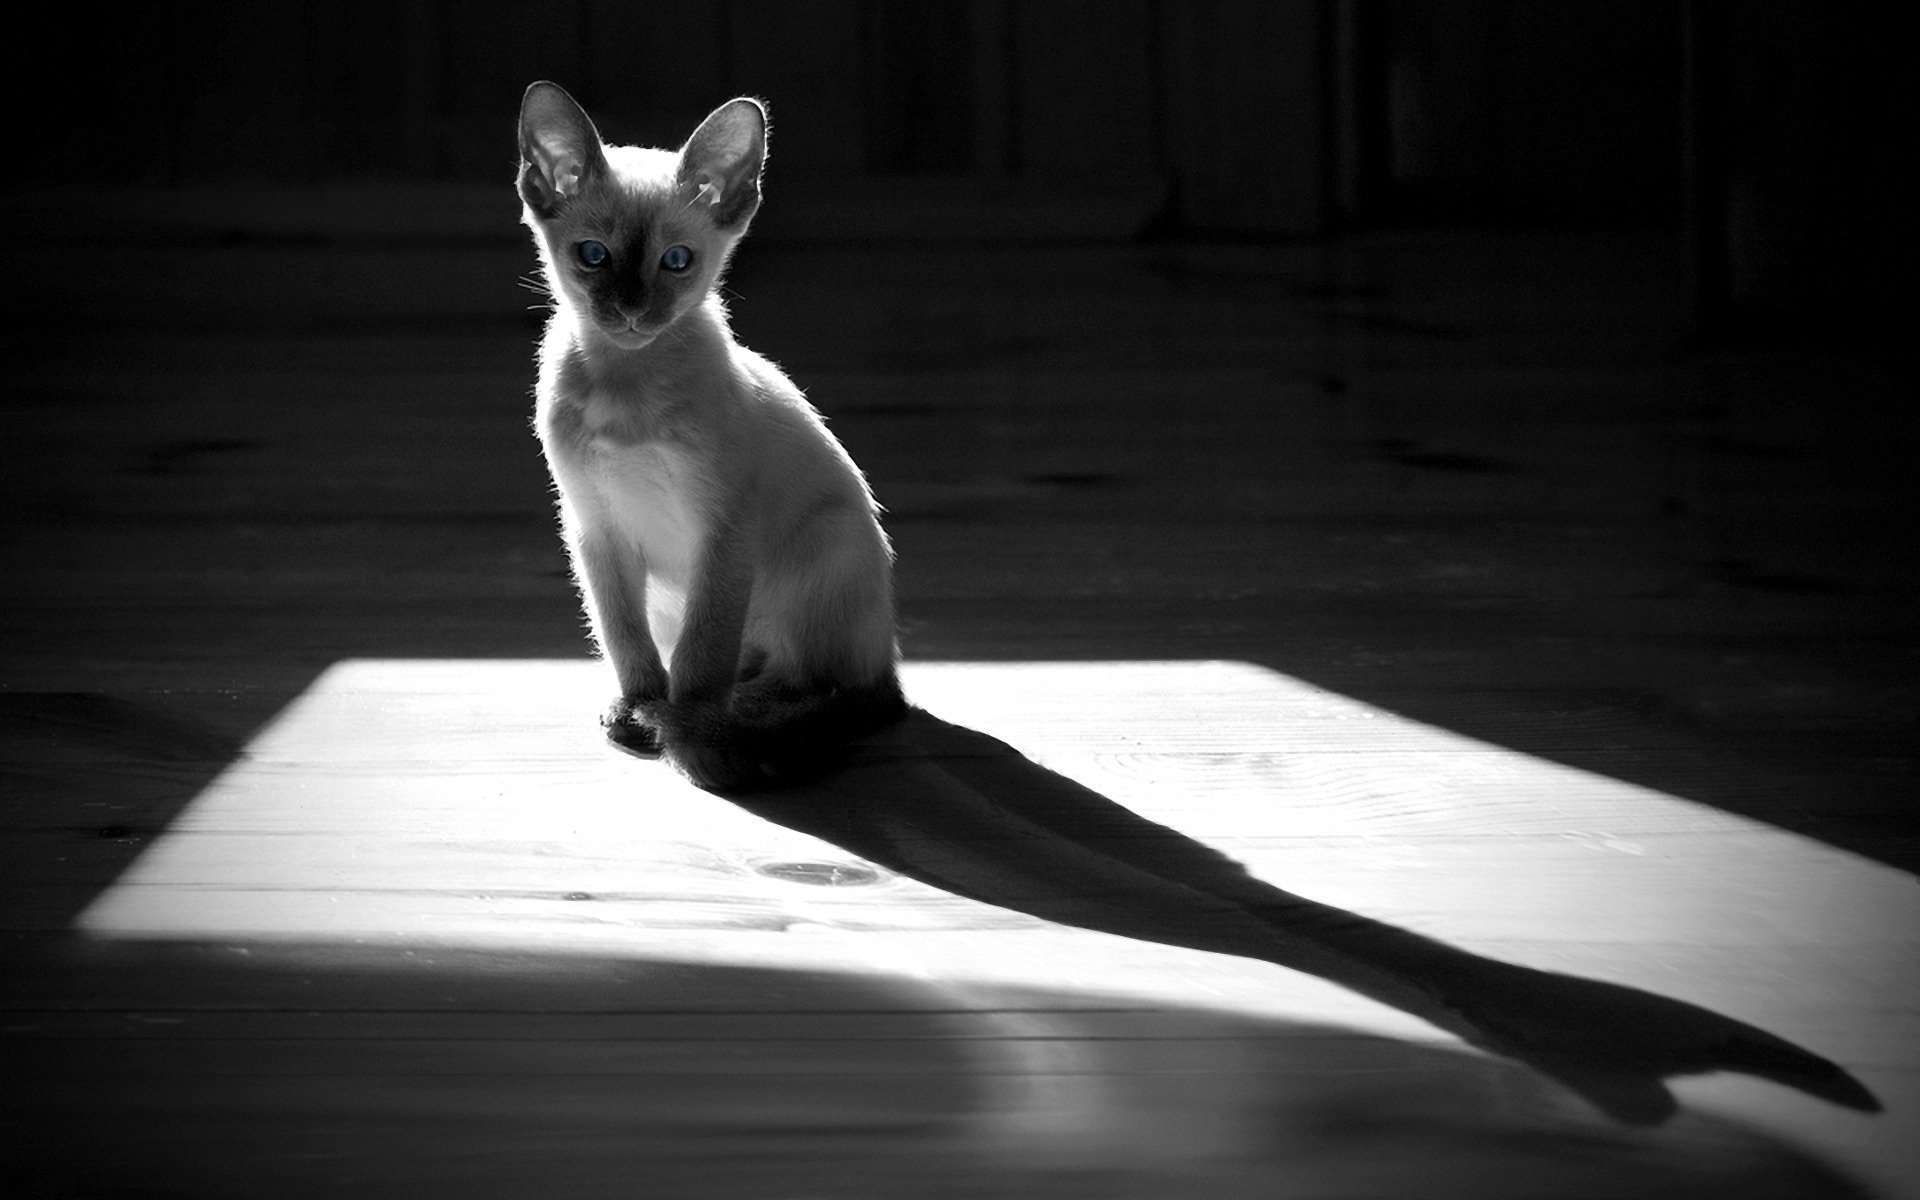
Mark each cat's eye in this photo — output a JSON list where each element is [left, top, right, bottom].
[[660, 244, 693, 272], [577, 240, 609, 268]]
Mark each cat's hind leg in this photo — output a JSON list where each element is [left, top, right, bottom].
[[657, 669, 906, 791]]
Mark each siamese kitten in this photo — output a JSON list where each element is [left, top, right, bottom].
[[517, 82, 904, 790]]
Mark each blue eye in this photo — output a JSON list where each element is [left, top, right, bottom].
[[577, 240, 608, 267], [661, 244, 693, 272]]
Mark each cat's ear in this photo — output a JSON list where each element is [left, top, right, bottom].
[[677, 98, 767, 228], [518, 81, 607, 214]]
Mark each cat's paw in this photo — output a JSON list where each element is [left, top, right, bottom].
[[644, 699, 780, 791], [601, 696, 664, 758]]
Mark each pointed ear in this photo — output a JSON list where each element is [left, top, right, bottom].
[[676, 98, 767, 228], [518, 81, 606, 214]]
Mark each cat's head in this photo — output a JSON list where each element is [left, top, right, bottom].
[[517, 82, 766, 349]]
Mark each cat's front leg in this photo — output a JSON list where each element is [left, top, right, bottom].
[[654, 537, 762, 788], [574, 530, 670, 756]]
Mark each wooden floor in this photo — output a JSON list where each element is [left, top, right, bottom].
[[2, 189, 1915, 1197]]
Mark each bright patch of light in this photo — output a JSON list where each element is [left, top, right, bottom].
[[76, 659, 1915, 1043]]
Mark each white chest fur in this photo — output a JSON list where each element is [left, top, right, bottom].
[[578, 436, 709, 592]]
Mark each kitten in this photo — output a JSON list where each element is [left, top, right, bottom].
[[516, 82, 904, 791]]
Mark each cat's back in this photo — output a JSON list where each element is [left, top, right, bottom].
[[732, 346, 868, 475]]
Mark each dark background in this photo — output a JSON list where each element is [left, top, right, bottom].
[[8, 0, 1909, 342]]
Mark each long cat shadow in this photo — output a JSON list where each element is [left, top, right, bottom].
[[719, 707, 1879, 1128]]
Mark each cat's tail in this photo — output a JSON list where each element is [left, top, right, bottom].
[[659, 672, 908, 792]]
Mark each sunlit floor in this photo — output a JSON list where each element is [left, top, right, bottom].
[[58, 657, 1918, 1197]]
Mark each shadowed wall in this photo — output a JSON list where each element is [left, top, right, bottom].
[[12, 1, 1907, 342]]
